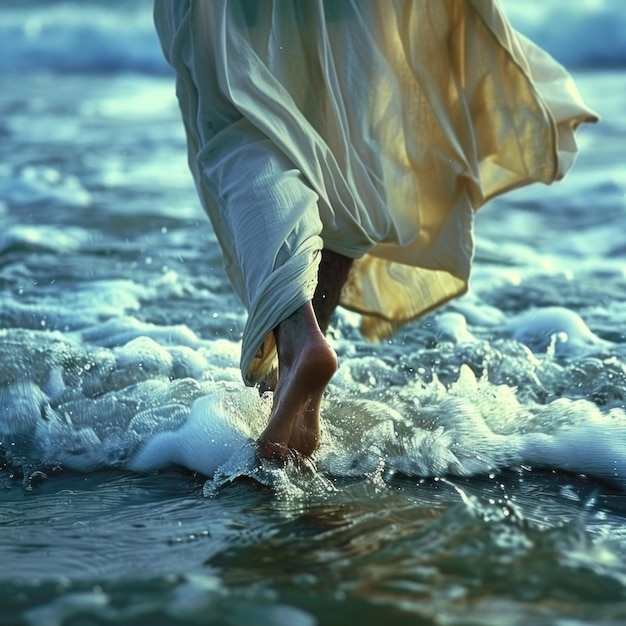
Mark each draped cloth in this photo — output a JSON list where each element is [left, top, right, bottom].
[[154, 0, 598, 385]]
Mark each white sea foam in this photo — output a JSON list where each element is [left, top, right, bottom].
[[129, 389, 258, 475], [1, 319, 625, 491], [0, 224, 86, 255], [0, 166, 91, 209], [522, 424, 626, 487], [504, 306, 605, 356]]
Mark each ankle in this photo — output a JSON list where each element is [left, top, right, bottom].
[[274, 303, 323, 368]]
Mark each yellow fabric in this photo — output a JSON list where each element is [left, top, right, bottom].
[[154, 0, 598, 385]]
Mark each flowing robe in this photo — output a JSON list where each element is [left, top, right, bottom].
[[154, 0, 598, 384]]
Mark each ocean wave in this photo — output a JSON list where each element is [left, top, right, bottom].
[[0, 3, 169, 75], [1, 310, 625, 491], [1, 1, 625, 74], [501, 0, 626, 69]]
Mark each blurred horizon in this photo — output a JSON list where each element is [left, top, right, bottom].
[[1, 0, 625, 75]]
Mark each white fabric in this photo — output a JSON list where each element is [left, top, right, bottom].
[[154, 0, 598, 385]]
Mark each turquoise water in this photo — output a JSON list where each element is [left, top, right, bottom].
[[2, 2, 626, 624]]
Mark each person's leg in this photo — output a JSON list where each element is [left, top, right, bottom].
[[312, 249, 353, 333], [256, 250, 353, 461], [258, 249, 353, 394]]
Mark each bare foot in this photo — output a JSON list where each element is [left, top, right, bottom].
[[256, 303, 337, 461], [256, 250, 352, 396]]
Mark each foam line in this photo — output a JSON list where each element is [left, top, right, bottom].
[[128, 395, 249, 476], [521, 428, 626, 490]]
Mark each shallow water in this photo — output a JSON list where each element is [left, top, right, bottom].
[[2, 2, 626, 624]]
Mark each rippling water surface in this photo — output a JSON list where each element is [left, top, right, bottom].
[[2, 2, 626, 624]]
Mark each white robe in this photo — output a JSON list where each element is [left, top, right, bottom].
[[154, 0, 597, 385]]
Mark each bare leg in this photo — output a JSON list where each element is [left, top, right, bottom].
[[312, 249, 354, 333], [256, 250, 353, 460], [258, 249, 353, 394]]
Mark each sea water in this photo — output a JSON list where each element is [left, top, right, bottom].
[[1, 1, 626, 624]]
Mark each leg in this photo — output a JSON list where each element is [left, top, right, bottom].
[[256, 250, 353, 460], [312, 249, 354, 333], [258, 249, 353, 393]]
